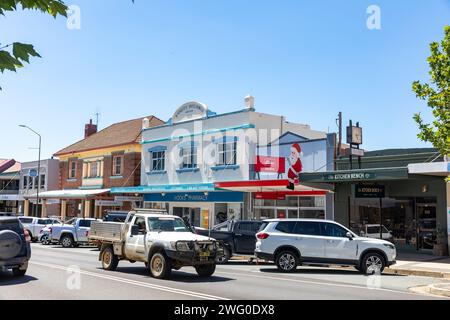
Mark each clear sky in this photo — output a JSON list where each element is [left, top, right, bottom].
[[1, 0, 449, 162]]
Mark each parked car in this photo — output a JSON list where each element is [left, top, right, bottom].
[[18, 216, 62, 242], [89, 209, 223, 279], [359, 224, 394, 242], [195, 220, 263, 263], [255, 219, 396, 274], [49, 217, 100, 248], [0, 216, 31, 276]]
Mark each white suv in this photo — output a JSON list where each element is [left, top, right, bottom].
[[255, 219, 396, 274]]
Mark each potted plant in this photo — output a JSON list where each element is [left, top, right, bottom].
[[433, 227, 449, 256]]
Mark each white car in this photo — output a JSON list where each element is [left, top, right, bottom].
[[18, 217, 61, 242], [359, 224, 393, 241], [255, 219, 396, 274]]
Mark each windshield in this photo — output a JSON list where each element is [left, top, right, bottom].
[[147, 217, 190, 232]]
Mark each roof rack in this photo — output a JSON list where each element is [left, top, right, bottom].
[[131, 208, 168, 214]]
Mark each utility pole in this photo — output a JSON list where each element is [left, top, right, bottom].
[[95, 112, 100, 127]]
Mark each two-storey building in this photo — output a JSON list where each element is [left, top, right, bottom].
[[0, 159, 21, 213]]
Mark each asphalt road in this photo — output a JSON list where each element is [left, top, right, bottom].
[[0, 243, 448, 300]]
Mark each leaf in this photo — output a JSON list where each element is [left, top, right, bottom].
[[0, 50, 23, 72], [12, 42, 41, 63]]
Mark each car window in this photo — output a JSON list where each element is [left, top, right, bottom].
[[322, 223, 348, 238], [147, 217, 190, 232], [0, 219, 23, 233], [367, 226, 379, 234], [134, 217, 147, 232], [258, 222, 269, 232], [275, 221, 296, 234], [293, 222, 321, 236], [237, 222, 261, 233], [37, 219, 48, 225], [78, 220, 92, 228], [213, 221, 229, 231], [19, 217, 33, 224]]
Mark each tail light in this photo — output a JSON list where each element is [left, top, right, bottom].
[[256, 232, 269, 240], [24, 229, 31, 242]]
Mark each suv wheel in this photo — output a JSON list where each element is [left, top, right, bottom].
[[149, 252, 172, 279], [195, 264, 216, 277], [101, 247, 119, 271], [361, 252, 385, 275], [60, 235, 74, 248], [12, 267, 26, 277], [275, 250, 298, 273], [40, 235, 50, 245]]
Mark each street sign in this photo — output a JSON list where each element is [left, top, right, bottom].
[[28, 169, 38, 177], [95, 200, 123, 207], [114, 196, 143, 202]]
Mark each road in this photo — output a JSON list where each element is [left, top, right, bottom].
[[0, 243, 447, 300]]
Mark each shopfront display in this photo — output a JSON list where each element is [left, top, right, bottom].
[[253, 195, 326, 220]]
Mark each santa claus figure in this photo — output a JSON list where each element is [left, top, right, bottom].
[[287, 143, 303, 190]]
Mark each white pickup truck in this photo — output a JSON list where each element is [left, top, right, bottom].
[[89, 209, 223, 279], [50, 217, 101, 248]]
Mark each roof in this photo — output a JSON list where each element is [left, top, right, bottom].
[[0, 159, 21, 173], [54, 116, 164, 156]]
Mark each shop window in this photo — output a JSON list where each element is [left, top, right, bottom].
[[112, 155, 123, 176]]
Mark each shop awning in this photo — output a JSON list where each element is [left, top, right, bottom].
[[215, 180, 328, 195], [408, 162, 450, 177], [111, 183, 216, 194], [25, 189, 110, 200]]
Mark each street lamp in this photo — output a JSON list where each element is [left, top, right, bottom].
[[19, 125, 41, 217]]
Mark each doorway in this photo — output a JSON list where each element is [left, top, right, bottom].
[[172, 207, 201, 227]]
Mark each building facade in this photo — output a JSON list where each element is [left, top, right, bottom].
[[112, 99, 334, 228], [0, 159, 21, 213]]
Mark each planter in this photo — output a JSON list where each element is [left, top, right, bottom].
[[433, 243, 449, 256]]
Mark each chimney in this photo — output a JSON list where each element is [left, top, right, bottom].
[[84, 119, 97, 138]]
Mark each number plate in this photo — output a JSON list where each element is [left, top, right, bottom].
[[199, 251, 210, 257]]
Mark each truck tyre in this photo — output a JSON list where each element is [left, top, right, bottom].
[[149, 252, 171, 279], [60, 234, 74, 248], [101, 247, 119, 271], [0, 230, 22, 260], [216, 247, 231, 264], [195, 264, 216, 277], [275, 250, 299, 273], [40, 234, 50, 245], [12, 267, 27, 277], [361, 252, 385, 275]]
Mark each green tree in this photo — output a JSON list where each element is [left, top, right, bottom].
[[0, 1, 68, 88], [412, 26, 450, 161]]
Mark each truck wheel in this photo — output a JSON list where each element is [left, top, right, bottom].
[[195, 264, 216, 277], [60, 235, 74, 248], [216, 247, 231, 264], [149, 252, 171, 279], [40, 235, 50, 245], [101, 247, 119, 271], [12, 267, 27, 277]]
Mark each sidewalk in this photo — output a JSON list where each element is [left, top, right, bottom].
[[384, 252, 450, 279]]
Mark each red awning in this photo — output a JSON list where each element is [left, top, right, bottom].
[[215, 179, 328, 195]]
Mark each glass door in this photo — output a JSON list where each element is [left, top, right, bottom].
[[416, 198, 437, 251]]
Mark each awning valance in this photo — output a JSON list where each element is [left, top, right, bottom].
[[215, 179, 328, 194], [25, 189, 110, 200]]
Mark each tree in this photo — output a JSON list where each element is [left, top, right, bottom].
[[412, 26, 450, 161], [0, 0, 68, 89]]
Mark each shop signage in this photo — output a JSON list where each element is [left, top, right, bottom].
[[255, 156, 285, 173], [95, 200, 123, 206], [0, 194, 22, 201], [114, 196, 143, 202], [172, 102, 208, 124], [144, 191, 244, 203], [354, 184, 385, 198], [254, 192, 286, 200], [326, 172, 375, 182]]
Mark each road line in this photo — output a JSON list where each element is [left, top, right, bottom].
[[30, 261, 230, 300], [215, 270, 446, 298]]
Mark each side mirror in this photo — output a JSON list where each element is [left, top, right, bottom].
[[131, 225, 139, 236], [346, 232, 354, 240]]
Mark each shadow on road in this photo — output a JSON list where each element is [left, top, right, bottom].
[[0, 272, 38, 286], [109, 266, 235, 283], [257, 267, 404, 277]]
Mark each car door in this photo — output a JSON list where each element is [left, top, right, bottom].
[[322, 222, 358, 261], [234, 222, 260, 254], [292, 221, 325, 259], [76, 219, 92, 242], [36, 218, 49, 236], [124, 216, 148, 261]]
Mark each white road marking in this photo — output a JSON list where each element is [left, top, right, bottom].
[[215, 270, 447, 298], [30, 261, 230, 300]]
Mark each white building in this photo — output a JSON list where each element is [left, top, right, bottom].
[[112, 98, 334, 227]]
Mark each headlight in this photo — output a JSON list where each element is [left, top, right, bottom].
[[383, 243, 395, 250], [176, 241, 192, 251]]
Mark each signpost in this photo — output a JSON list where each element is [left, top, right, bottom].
[[346, 120, 363, 169]]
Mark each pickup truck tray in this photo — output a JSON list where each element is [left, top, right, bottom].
[[89, 221, 124, 242]]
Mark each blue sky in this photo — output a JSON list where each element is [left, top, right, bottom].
[[1, 0, 449, 162]]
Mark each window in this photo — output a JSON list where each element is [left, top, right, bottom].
[[19, 217, 33, 224], [217, 139, 237, 166], [69, 161, 77, 179], [90, 162, 99, 177], [237, 222, 262, 233], [134, 217, 147, 232], [293, 222, 321, 236], [33, 176, 38, 189], [180, 144, 197, 169], [78, 220, 93, 228], [147, 217, 189, 232], [112, 155, 123, 176], [40, 174, 45, 189], [322, 223, 348, 238], [151, 151, 165, 171], [23, 176, 28, 190], [275, 221, 296, 234], [37, 219, 48, 225]]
